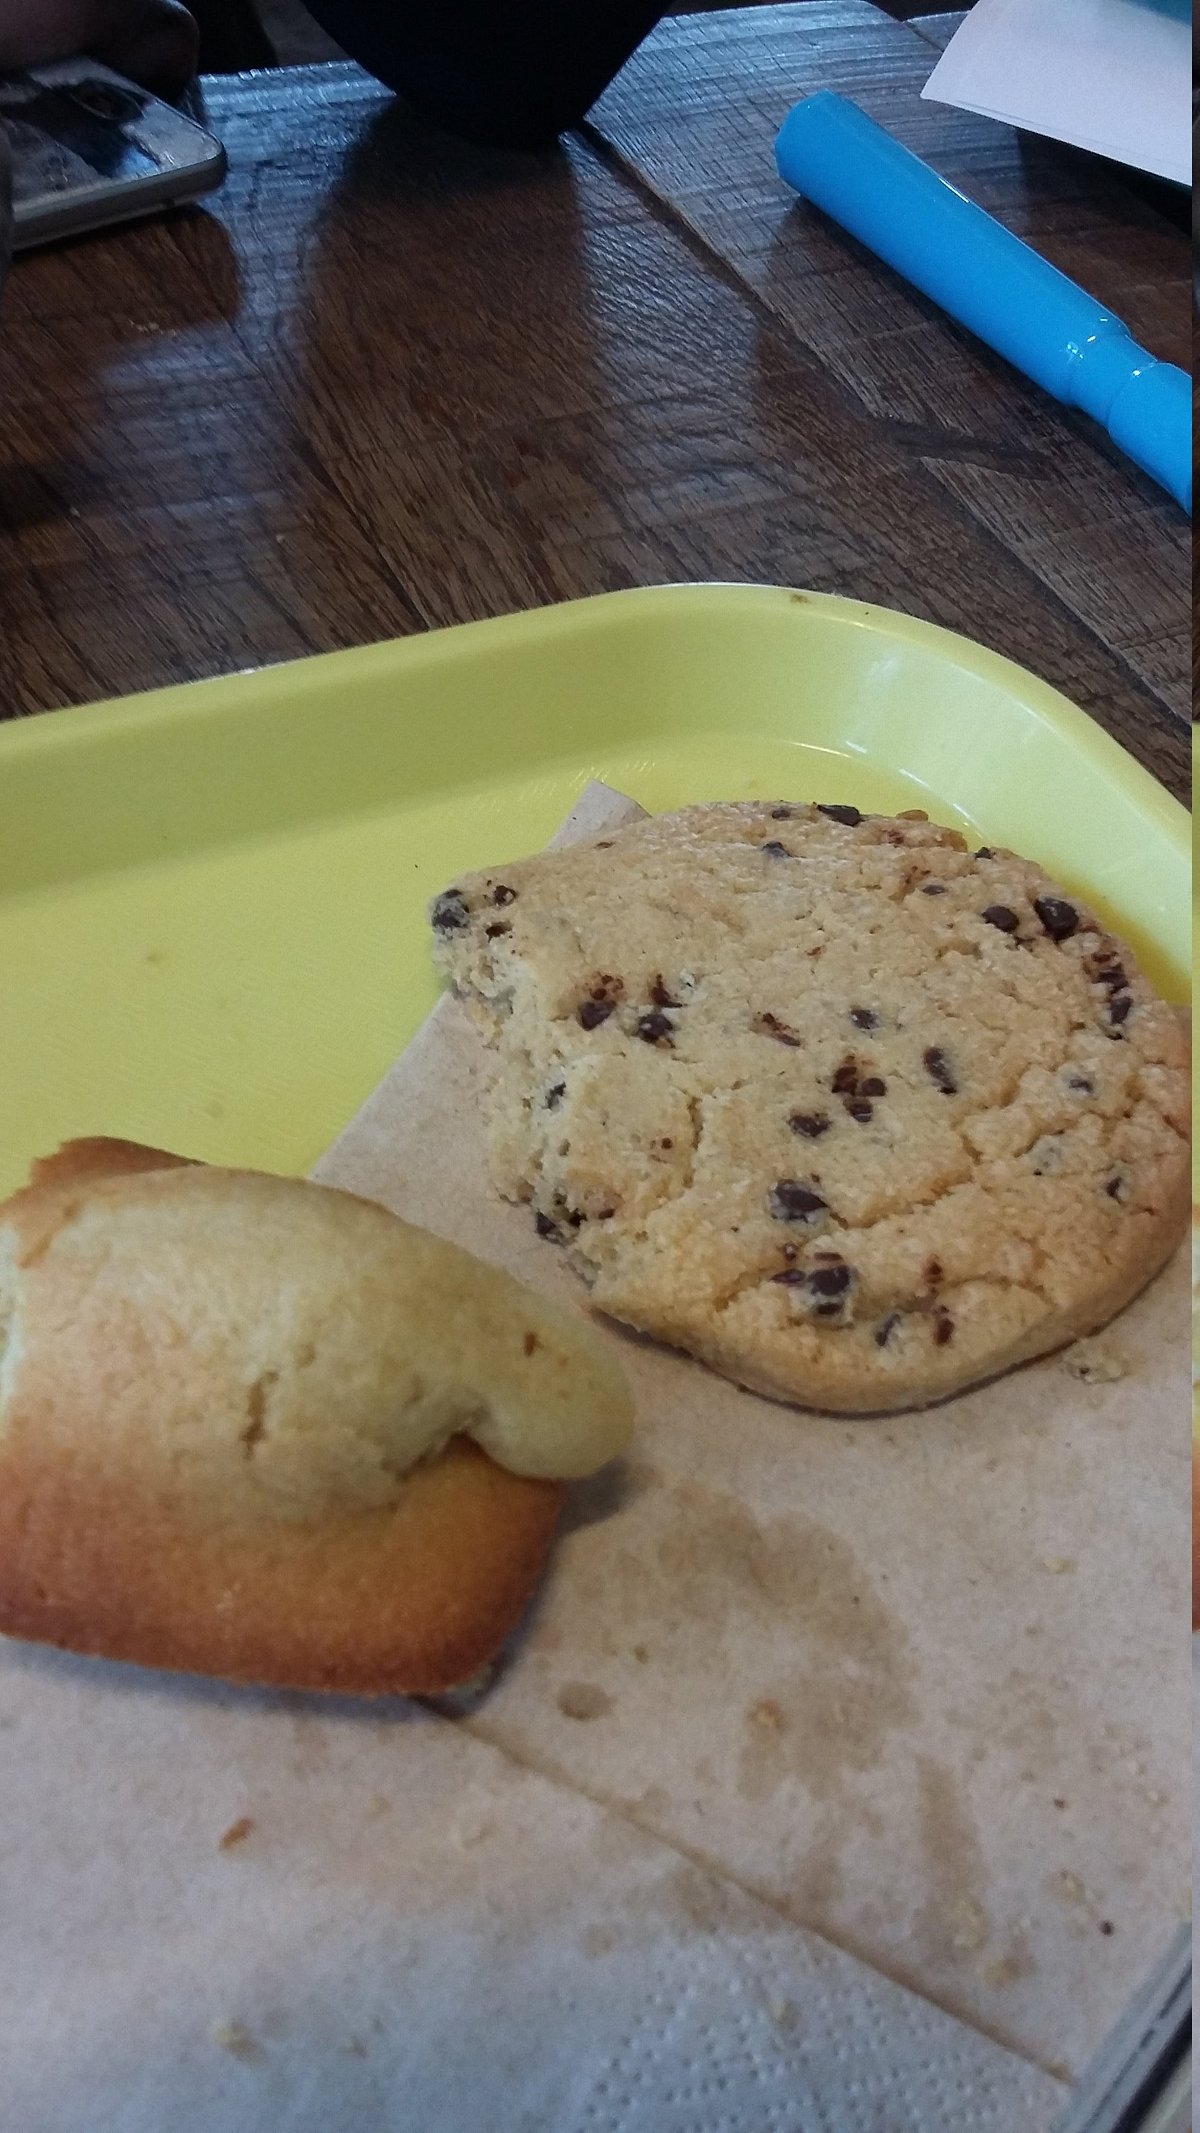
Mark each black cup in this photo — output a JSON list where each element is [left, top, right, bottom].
[[302, 0, 667, 148]]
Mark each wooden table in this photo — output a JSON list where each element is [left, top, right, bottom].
[[0, 2, 1190, 801]]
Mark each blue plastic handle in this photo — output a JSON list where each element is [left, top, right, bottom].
[[775, 92, 1191, 513]]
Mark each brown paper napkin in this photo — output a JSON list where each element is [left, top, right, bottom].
[[315, 781, 1189, 2086], [1, 782, 1070, 2133]]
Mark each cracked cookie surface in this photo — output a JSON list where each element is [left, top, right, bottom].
[[431, 803, 1189, 1412]]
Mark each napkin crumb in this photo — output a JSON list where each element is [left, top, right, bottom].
[[218, 1816, 255, 1850]]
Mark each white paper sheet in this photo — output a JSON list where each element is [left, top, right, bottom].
[[921, 0, 1192, 186]]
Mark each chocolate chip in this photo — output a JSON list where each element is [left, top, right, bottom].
[[544, 1082, 566, 1109], [874, 1312, 901, 1348], [595, 841, 613, 850], [756, 1011, 802, 1047], [982, 905, 1020, 934], [816, 804, 862, 826], [921, 881, 947, 896], [772, 1260, 854, 1318], [431, 889, 470, 932], [924, 1258, 944, 1289], [831, 1056, 859, 1095], [846, 1099, 874, 1123], [789, 1112, 831, 1140], [534, 1211, 562, 1242], [1067, 1074, 1094, 1095], [933, 1310, 954, 1346], [1091, 961, 1127, 993], [923, 1046, 957, 1095], [636, 1010, 675, 1047], [579, 974, 623, 1029], [761, 840, 791, 859], [1107, 994, 1132, 1027], [522, 1331, 539, 1357], [1104, 1173, 1130, 1204], [975, 847, 993, 860], [660, 1137, 673, 1150], [491, 884, 517, 906], [768, 1180, 828, 1224], [650, 975, 680, 1009], [770, 806, 794, 820], [849, 1007, 878, 1030], [1034, 895, 1079, 942], [859, 1076, 887, 1098], [808, 1262, 852, 1297], [485, 921, 511, 939]]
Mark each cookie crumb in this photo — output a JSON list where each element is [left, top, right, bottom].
[[1062, 1339, 1126, 1384], [949, 1895, 989, 1953], [211, 2022, 263, 2062], [747, 1697, 784, 1732], [1041, 1557, 1076, 1575], [218, 1816, 255, 1850], [557, 1682, 613, 1722], [982, 1954, 1026, 1988], [456, 1816, 495, 1849]]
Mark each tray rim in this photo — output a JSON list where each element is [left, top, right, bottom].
[[0, 580, 1188, 860]]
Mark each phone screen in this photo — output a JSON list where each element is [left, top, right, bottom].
[[0, 71, 164, 203]]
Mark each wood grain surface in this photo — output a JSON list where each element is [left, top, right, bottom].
[[588, 4, 1191, 757], [0, 3, 1189, 802]]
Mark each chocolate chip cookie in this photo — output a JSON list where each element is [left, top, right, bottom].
[[430, 803, 1189, 1413]]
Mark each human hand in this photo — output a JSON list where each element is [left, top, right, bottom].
[[0, 1, 198, 95]]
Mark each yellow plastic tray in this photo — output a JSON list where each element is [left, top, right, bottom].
[[0, 583, 1188, 1201]]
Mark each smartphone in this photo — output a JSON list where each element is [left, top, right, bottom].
[[1, 58, 226, 252]]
